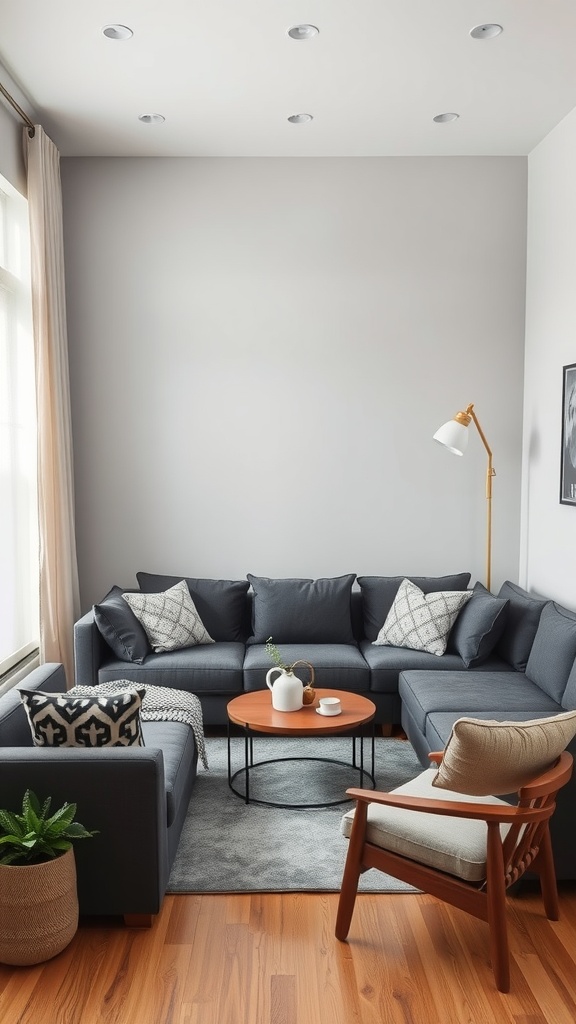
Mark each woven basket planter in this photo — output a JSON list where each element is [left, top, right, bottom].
[[0, 847, 79, 966]]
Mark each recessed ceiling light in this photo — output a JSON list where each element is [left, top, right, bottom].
[[288, 25, 319, 40], [433, 112, 459, 124], [102, 24, 133, 40], [470, 24, 503, 40], [138, 113, 165, 125], [288, 113, 313, 124]]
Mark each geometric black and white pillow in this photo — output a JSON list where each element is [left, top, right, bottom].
[[19, 688, 146, 747], [373, 578, 472, 656], [122, 579, 214, 653]]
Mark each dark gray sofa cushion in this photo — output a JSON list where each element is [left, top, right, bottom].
[[357, 573, 471, 642], [137, 574, 249, 642], [526, 601, 576, 703], [447, 583, 509, 667], [246, 574, 356, 644], [97, 643, 245, 695], [360, 640, 467, 693], [93, 586, 150, 664], [243, 643, 370, 693], [398, 669, 560, 734], [495, 581, 547, 671], [141, 720, 197, 827]]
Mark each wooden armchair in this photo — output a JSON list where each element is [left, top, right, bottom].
[[336, 713, 576, 993]]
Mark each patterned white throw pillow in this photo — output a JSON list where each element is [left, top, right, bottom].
[[20, 688, 145, 747], [123, 579, 214, 653], [373, 578, 472, 656]]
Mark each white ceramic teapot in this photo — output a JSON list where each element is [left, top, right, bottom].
[[266, 667, 303, 712]]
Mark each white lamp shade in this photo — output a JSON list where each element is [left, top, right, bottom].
[[433, 419, 469, 456]]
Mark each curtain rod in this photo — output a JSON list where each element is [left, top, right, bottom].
[[0, 81, 35, 134]]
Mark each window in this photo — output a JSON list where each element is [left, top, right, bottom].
[[0, 173, 39, 678]]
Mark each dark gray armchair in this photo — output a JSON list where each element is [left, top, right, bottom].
[[0, 663, 198, 923]]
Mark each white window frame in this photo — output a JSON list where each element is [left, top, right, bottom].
[[0, 174, 39, 684]]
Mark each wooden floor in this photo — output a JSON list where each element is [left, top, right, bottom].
[[2, 885, 576, 1023]]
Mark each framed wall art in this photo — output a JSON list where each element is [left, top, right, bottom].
[[560, 362, 576, 505]]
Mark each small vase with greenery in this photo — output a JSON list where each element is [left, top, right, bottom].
[[265, 637, 316, 704]]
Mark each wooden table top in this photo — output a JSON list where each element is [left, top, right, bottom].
[[227, 689, 376, 736]]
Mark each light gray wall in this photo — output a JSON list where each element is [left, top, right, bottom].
[[521, 107, 576, 608], [61, 157, 527, 609]]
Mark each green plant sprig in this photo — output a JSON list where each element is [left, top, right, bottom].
[[0, 790, 97, 866], [265, 637, 292, 672]]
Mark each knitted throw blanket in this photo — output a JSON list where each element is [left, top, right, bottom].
[[68, 681, 208, 769]]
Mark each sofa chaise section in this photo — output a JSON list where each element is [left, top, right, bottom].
[[399, 592, 576, 879], [0, 662, 198, 919]]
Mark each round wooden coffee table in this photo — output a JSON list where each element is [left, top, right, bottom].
[[227, 689, 376, 808]]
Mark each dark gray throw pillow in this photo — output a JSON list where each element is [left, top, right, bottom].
[[495, 581, 547, 671], [247, 574, 356, 644], [93, 586, 150, 663], [448, 582, 509, 667], [525, 601, 576, 703], [357, 573, 471, 642], [136, 573, 250, 642]]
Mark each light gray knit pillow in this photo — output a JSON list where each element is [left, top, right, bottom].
[[123, 579, 214, 653], [373, 578, 472, 656]]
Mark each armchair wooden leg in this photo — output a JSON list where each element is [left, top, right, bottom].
[[534, 827, 560, 921], [335, 802, 368, 941], [486, 823, 510, 993], [124, 914, 154, 928]]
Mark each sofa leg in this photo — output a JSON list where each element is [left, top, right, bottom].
[[381, 723, 393, 737], [124, 913, 154, 928]]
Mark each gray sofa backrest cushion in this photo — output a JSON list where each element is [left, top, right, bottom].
[[495, 581, 547, 671], [246, 574, 357, 644], [137, 574, 250, 642], [526, 601, 576, 703], [562, 658, 576, 711], [357, 573, 471, 642]]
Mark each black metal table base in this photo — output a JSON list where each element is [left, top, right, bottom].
[[227, 725, 376, 809]]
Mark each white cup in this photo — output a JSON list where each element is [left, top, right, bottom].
[[318, 697, 342, 716]]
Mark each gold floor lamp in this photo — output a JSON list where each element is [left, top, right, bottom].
[[433, 403, 496, 592]]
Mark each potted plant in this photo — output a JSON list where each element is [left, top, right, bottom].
[[0, 790, 96, 966]]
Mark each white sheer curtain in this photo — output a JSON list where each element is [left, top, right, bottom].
[[25, 125, 80, 686]]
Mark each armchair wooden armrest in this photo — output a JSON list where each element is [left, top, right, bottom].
[[343, 786, 551, 825]]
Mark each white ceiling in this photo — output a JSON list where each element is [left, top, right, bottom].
[[2, 1, 576, 158]]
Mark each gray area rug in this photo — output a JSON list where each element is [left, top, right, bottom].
[[167, 734, 423, 893]]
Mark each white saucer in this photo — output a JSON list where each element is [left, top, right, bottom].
[[316, 707, 342, 716]]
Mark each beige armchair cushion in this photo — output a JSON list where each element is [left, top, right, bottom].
[[341, 768, 511, 882], [432, 711, 576, 796]]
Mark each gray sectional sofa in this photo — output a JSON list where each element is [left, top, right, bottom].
[[75, 570, 513, 725], [73, 570, 576, 878], [0, 662, 197, 919]]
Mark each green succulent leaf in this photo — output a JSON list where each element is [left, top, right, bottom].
[[0, 810, 24, 837], [63, 822, 96, 839], [0, 791, 96, 865]]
